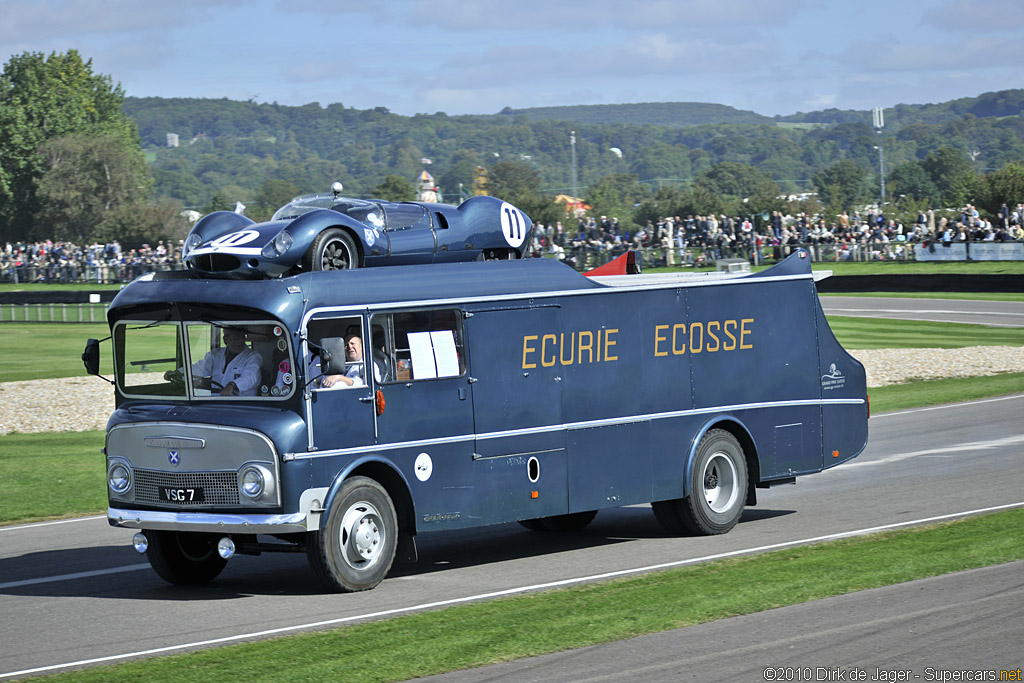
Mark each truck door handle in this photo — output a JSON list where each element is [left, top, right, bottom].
[[358, 396, 374, 403]]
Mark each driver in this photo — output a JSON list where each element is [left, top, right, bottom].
[[166, 327, 262, 396]]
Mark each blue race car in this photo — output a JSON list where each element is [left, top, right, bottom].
[[182, 184, 533, 279]]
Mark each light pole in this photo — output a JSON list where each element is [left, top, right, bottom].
[[872, 107, 885, 207], [570, 130, 578, 201]]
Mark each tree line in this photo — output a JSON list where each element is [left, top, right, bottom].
[[3, 49, 1024, 250]]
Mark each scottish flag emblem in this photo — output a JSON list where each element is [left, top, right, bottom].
[[168, 450, 180, 466]]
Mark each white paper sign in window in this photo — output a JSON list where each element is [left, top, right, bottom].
[[407, 329, 460, 380], [431, 330, 459, 378], [408, 332, 437, 379]]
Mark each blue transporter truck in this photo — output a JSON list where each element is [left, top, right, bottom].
[[83, 249, 868, 592]]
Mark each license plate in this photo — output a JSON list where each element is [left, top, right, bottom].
[[159, 486, 205, 503]]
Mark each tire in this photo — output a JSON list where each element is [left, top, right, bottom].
[[307, 476, 398, 592], [518, 518, 547, 531], [146, 530, 227, 585], [541, 510, 598, 532], [304, 228, 358, 271], [482, 248, 519, 261], [652, 429, 747, 536]]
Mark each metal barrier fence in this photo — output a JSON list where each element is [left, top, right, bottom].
[[556, 240, 930, 271], [0, 261, 179, 285], [1, 302, 109, 323]]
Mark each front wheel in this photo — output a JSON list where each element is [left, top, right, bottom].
[[304, 228, 358, 271], [652, 429, 747, 535], [307, 476, 398, 592], [146, 530, 227, 585]]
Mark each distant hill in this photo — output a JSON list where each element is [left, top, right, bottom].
[[497, 102, 771, 127], [497, 90, 1024, 128]]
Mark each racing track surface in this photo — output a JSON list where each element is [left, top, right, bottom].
[[3, 395, 1023, 679], [819, 296, 1024, 327], [2, 298, 1023, 679]]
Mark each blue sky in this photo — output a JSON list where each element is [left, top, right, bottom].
[[2, 0, 1023, 117]]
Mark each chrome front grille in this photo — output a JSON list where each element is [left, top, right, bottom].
[[133, 468, 239, 506]]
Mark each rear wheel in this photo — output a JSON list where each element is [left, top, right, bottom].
[[518, 511, 598, 532], [542, 510, 597, 532], [146, 530, 227, 585], [307, 477, 397, 592], [304, 228, 358, 271], [652, 429, 747, 535]]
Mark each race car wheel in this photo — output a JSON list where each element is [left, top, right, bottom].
[[307, 476, 398, 592], [305, 228, 358, 271], [482, 248, 519, 260], [652, 429, 747, 536], [145, 530, 228, 585]]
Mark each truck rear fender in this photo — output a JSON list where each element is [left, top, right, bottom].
[[685, 417, 760, 507]]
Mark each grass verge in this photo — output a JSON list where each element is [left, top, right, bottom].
[[0, 430, 107, 523], [34, 508, 1024, 682], [828, 315, 1024, 348], [868, 372, 1024, 414], [822, 291, 1024, 302]]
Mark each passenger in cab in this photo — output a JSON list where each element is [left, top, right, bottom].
[[320, 331, 377, 388]]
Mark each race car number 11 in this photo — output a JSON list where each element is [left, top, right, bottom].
[[500, 203, 527, 248]]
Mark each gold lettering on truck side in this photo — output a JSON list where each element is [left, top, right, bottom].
[[652, 318, 754, 358], [523, 335, 538, 369]]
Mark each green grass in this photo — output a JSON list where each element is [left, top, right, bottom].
[[0, 282, 123, 292], [0, 323, 114, 382], [642, 258, 1024, 276], [868, 372, 1024, 413], [0, 430, 107, 523], [822, 291, 1024, 302], [35, 508, 1024, 682], [828, 315, 1024, 349]]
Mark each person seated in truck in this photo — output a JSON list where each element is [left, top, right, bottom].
[[320, 330, 380, 388], [165, 327, 262, 396]]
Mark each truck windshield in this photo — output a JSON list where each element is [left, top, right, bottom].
[[116, 320, 295, 400]]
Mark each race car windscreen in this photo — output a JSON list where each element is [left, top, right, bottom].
[[271, 195, 335, 221]]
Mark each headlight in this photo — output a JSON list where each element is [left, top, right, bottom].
[[240, 467, 265, 498], [108, 461, 132, 494], [182, 232, 203, 258], [261, 229, 294, 258], [237, 462, 276, 504]]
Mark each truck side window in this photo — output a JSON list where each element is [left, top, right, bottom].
[[373, 309, 464, 382], [305, 316, 367, 389]]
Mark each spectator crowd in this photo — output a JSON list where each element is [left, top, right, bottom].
[[1, 239, 184, 284], [4, 202, 1024, 283], [529, 201, 1024, 269]]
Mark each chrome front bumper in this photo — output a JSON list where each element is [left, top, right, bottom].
[[108, 507, 317, 534]]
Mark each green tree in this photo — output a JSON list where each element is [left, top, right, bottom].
[[692, 162, 780, 200], [0, 50, 137, 241], [373, 174, 415, 201], [888, 161, 941, 206], [584, 173, 650, 227], [812, 159, 868, 212], [34, 132, 153, 243], [979, 161, 1024, 215], [487, 161, 543, 205], [921, 147, 978, 207], [252, 178, 302, 221], [97, 197, 191, 250], [202, 190, 235, 215]]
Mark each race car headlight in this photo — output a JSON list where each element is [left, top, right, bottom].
[[182, 232, 203, 258], [261, 229, 294, 258]]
